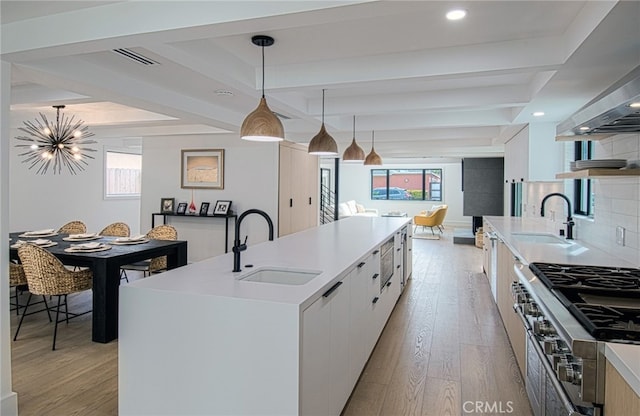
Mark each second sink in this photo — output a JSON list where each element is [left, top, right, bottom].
[[237, 267, 322, 285], [511, 232, 571, 245]]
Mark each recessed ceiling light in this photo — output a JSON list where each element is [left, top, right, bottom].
[[629, 102, 640, 108], [532, 111, 545, 117], [446, 9, 467, 21]]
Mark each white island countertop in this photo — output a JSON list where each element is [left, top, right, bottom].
[[485, 216, 640, 397], [125, 216, 410, 310]]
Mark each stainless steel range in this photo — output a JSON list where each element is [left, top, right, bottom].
[[511, 262, 640, 416]]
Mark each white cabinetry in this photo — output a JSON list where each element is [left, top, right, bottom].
[[279, 141, 319, 237], [301, 275, 351, 416], [301, 235, 403, 415], [504, 123, 563, 182]]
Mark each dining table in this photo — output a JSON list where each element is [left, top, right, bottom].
[[9, 231, 188, 343]]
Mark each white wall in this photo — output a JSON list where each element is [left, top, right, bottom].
[[337, 159, 468, 228], [9, 137, 141, 234], [1, 60, 18, 416], [140, 134, 279, 263]]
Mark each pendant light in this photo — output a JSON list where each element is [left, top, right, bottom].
[[14, 105, 96, 175], [342, 115, 365, 162], [364, 130, 383, 165], [308, 89, 338, 155], [240, 35, 284, 142]]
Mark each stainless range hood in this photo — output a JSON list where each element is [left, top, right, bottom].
[[557, 65, 640, 137]]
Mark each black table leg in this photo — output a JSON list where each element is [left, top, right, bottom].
[[91, 259, 120, 343]]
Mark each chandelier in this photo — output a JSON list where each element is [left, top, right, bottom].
[[15, 105, 96, 174]]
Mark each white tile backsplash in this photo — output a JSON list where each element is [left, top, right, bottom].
[[573, 133, 640, 266]]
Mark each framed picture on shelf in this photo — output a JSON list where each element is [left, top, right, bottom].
[[176, 202, 188, 215], [213, 200, 232, 216], [161, 198, 175, 214], [199, 202, 210, 216], [181, 149, 224, 189]]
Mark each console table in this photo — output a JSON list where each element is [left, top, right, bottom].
[[151, 212, 237, 253]]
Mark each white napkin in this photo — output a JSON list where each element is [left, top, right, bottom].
[[69, 233, 97, 239], [72, 242, 103, 249], [24, 229, 55, 236], [116, 234, 146, 242]]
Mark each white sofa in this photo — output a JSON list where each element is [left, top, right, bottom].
[[338, 200, 378, 218]]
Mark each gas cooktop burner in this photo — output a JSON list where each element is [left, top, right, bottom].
[[529, 262, 640, 342], [529, 262, 640, 291], [571, 304, 640, 342]]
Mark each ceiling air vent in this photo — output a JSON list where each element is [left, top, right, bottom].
[[112, 48, 160, 66]]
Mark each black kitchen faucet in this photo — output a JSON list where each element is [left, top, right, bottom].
[[540, 192, 574, 240], [232, 209, 274, 272]]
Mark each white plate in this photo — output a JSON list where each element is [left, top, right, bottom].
[[64, 244, 112, 253], [575, 159, 626, 169], [63, 233, 101, 241], [22, 228, 55, 236], [111, 239, 149, 245], [19, 232, 58, 238]]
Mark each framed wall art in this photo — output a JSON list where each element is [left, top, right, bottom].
[[161, 198, 175, 214], [213, 200, 232, 216], [176, 202, 188, 215], [199, 202, 210, 216], [181, 149, 224, 189]]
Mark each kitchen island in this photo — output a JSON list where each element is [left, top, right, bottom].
[[119, 216, 411, 415], [484, 216, 640, 414]]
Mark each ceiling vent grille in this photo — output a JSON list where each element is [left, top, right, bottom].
[[112, 48, 159, 66]]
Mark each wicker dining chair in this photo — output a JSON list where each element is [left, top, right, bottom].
[[15, 244, 93, 350], [58, 220, 87, 234], [120, 225, 178, 278], [99, 222, 130, 237], [10, 261, 53, 320]]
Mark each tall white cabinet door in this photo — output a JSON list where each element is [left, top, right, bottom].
[[278, 144, 294, 237], [328, 278, 351, 415], [301, 295, 331, 416], [278, 141, 319, 237], [348, 258, 370, 387]]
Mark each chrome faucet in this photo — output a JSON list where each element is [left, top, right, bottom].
[[232, 209, 274, 272], [540, 193, 574, 240]]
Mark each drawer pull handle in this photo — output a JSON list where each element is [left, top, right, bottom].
[[372, 273, 379, 280], [372, 249, 380, 255], [322, 281, 343, 298], [357, 262, 366, 268], [372, 297, 379, 304], [386, 280, 392, 287]]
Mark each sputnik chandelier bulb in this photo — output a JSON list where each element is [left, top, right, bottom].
[[15, 105, 96, 174]]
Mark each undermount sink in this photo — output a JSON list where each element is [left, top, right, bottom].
[[511, 232, 572, 245], [236, 267, 322, 285]]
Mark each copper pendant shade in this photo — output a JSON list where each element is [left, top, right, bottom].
[[363, 130, 383, 165], [342, 115, 365, 162], [308, 89, 338, 155], [240, 35, 284, 142]]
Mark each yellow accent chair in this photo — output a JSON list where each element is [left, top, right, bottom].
[[413, 205, 448, 235]]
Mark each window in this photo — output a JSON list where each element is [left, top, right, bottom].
[[574, 141, 594, 217], [370, 169, 442, 201], [105, 149, 141, 199]]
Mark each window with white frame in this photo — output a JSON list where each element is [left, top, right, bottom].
[[104, 149, 141, 199]]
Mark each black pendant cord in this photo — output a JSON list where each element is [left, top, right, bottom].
[[322, 89, 326, 124], [261, 44, 265, 98], [353, 115, 356, 138]]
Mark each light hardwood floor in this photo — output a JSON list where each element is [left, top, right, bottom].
[[10, 230, 531, 416]]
